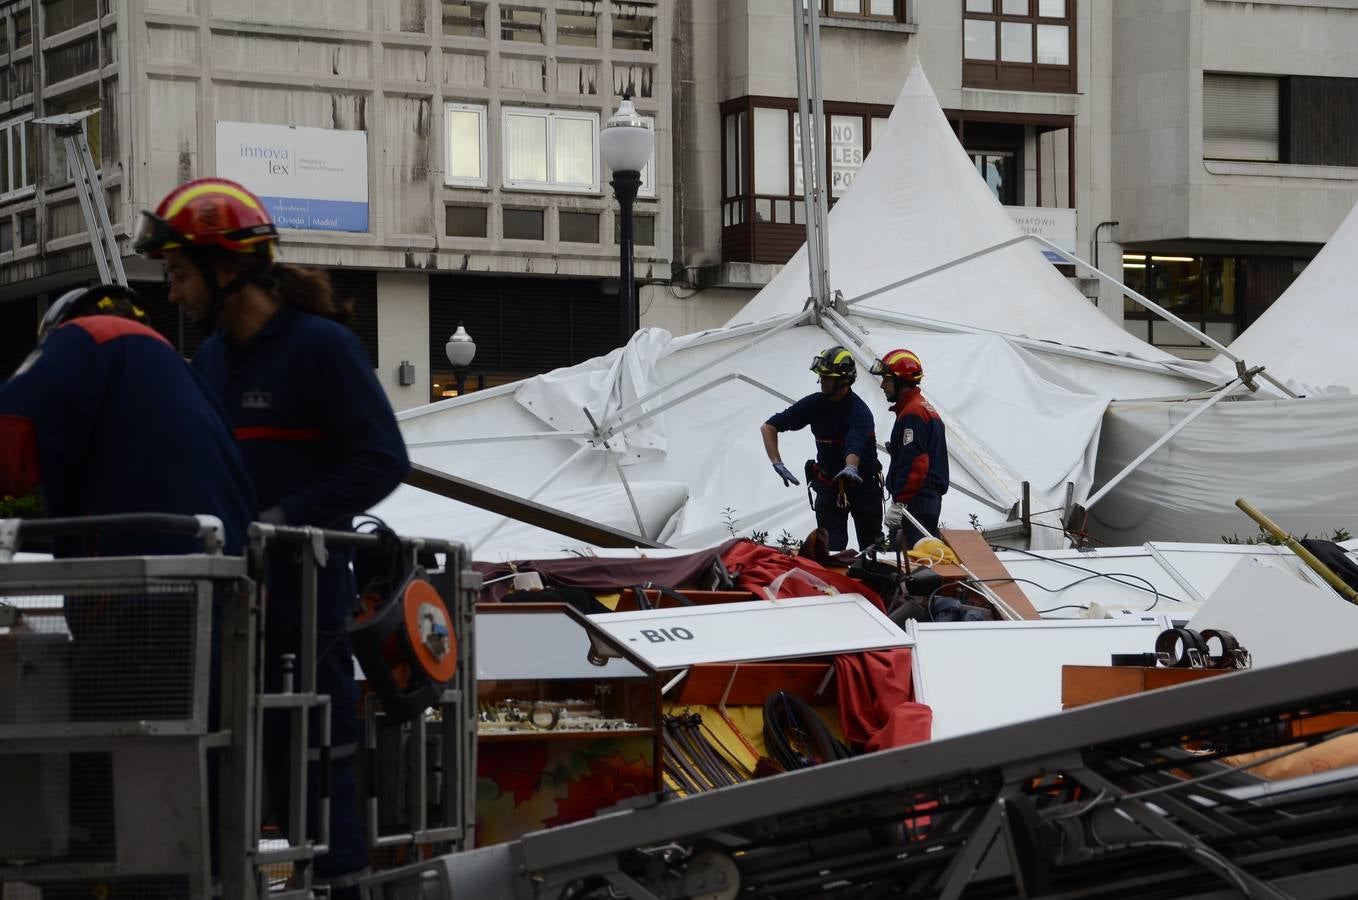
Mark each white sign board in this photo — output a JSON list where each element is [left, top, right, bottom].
[[588, 594, 910, 670], [911, 616, 1170, 741], [1007, 206, 1076, 264], [476, 609, 644, 680], [215, 121, 368, 232]]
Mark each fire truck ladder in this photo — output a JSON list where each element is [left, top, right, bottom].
[[34, 110, 127, 286]]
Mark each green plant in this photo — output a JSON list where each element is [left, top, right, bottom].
[[750, 529, 769, 545], [721, 506, 738, 537], [1222, 525, 1354, 546], [968, 513, 982, 531], [0, 492, 43, 519], [775, 530, 802, 554]]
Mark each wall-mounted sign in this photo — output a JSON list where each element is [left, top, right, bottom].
[[1007, 206, 1077, 264], [587, 594, 910, 670], [215, 121, 368, 233]]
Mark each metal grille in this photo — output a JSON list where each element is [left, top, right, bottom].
[[0, 583, 203, 724]]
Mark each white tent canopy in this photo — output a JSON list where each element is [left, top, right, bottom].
[[376, 64, 1231, 558], [1217, 197, 1358, 397]]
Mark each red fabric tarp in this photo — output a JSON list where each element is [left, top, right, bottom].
[[720, 541, 930, 751]]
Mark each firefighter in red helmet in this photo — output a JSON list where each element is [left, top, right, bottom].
[[870, 349, 949, 549], [138, 178, 408, 898]]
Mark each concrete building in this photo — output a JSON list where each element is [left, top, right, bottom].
[[1, 1, 1356, 400]]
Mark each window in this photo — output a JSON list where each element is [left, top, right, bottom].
[[442, 3, 487, 37], [445, 204, 488, 237], [559, 209, 599, 243], [43, 0, 100, 35], [15, 9, 31, 49], [0, 115, 35, 198], [614, 213, 655, 247], [557, 10, 597, 47], [500, 7, 541, 43], [445, 102, 487, 186], [502, 107, 599, 193], [963, 0, 1074, 93], [822, 0, 903, 22], [1203, 74, 1280, 162], [721, 98, 892, 262], [1122, 254, 1243, 347], [503, 207, 544, 240], [612, 14, 653, 51], [970, 150, 1016, 205]]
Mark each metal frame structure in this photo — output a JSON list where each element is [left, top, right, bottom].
[[0, 514, 477, 900], [33, 111, 127, 287], [364, 645, 1358, 899]]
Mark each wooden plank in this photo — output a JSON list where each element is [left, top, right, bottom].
[[676, 662, 835, 707], [1061, 665, 1227, 709], [940, 528, 1042, 620]]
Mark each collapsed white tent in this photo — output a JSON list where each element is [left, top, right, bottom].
[[376, 64, 1230, 558], [1087, 199, 1358, 545], [1216, 196, 1358, 398]]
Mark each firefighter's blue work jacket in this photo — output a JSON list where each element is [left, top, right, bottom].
[[192, 304, 409, 630], [0, 316, 255, 557], [765, 390, 882, 481]]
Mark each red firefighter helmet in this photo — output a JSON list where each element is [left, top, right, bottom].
[[870, 348, 924, 384], [133, 178, 278, 259]]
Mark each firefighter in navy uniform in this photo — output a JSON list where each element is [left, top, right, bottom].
[[761, 345, 883, 551], [0, 283, 254, 557], [0, 284, 256, 878], [135, 178, 409, 899], [871, 348, 949, 549]]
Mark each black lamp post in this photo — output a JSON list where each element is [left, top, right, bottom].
[[444, 322, 476, 396], [600, 91, 655, 340]]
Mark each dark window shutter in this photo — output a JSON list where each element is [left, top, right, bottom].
[[428, 274, 623, 380], [1283, 76, 1358, 167], [327, 269, 379, 367]]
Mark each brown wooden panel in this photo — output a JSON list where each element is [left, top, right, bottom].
[[940, 528, 1041, 620], [722, 222, 753, 263], [1061, 665, 1228, 709], [753, 223, 806, 265], [677, 662, 835, 706]]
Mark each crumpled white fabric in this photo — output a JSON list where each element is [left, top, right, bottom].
[[514, 327, 673, 464]]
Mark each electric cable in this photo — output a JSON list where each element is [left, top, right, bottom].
[[928, 573, 1165, 616], [991, 542, 1192, 608]]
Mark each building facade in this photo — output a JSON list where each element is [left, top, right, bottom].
[[1, 0, 1356, 401]]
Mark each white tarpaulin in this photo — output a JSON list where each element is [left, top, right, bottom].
[[375, 64, 1227, 559], [1217, 197, 1358, 397], [1088, 395, 1358, 546]]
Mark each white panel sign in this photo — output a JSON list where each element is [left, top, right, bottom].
[[588, 594, 910, 669], [477, 610, 644, 680], [215, 121, 368, 232], [1007, 206, 1076, 263], [911, 616, 1170, 741]]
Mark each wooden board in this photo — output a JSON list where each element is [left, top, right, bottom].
[[1061, 665, 1228, 709], [675, 662, 835, 706], [941, 528, 1041, 620]]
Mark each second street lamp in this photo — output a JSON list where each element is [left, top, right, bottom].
[[600, 91, 654, 341], [444, 322, 476, 396]]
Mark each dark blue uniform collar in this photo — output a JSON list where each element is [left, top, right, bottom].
[[221, 303, 305, 352]]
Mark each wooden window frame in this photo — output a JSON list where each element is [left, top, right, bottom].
[[720, 96, 893, 264], [962, 0, 1076, 94]]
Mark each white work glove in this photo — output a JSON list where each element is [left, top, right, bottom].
[[883, 501, 907, 529]]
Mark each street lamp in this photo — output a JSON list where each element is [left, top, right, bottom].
[[600, 91, 654, 340], [444, 323, 476, 396]]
